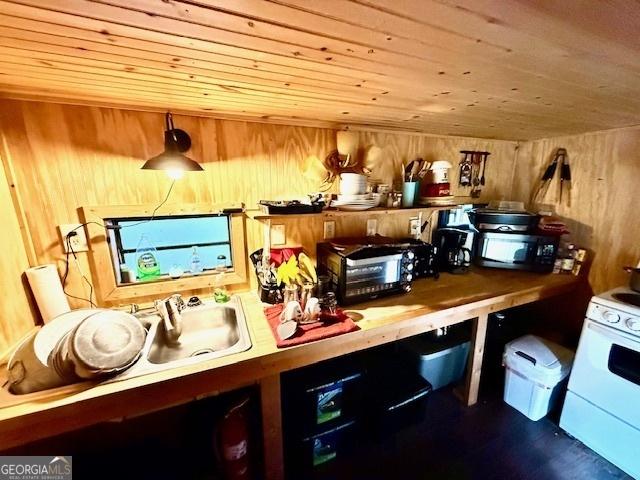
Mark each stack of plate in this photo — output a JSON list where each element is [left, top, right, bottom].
[[331, 193, 378, 211], [418, 195, 457, 206], [339, 173, 367, 195]]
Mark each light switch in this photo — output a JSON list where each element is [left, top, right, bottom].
[[409, 217, 420, 237], [323, 220, 335, 239], [366, 218, 378, 236], [271, 224, 286, 245]]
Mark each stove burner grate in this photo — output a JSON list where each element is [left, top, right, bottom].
[[612, 292, 640, 308]]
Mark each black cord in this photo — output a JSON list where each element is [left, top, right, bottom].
[[62, 235, 95, 306], [61, 180, 176, 305], [121, 180, 176, 228]]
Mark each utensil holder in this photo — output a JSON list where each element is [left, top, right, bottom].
[[402, 181, 419, 208]]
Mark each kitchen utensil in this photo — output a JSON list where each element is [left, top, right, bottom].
[[560, 151, 572, 205], [277, 320, 298, 341], [34, 309, 103, 366], [402, 160, 416, 182], [623, 266, 640, 292], [417, 160, 431, 179], [468, 208, 540, 233], [459, 152, 472, 187], [432, 228, 472, 274], [533, 148, 565, 203], [7, 331, 69, 394], [303, 297, 321, 324], [402, 181, 419, 207], [69, 310, 146, 378], [418, 195, 456, 206], [480, 152, 490, 186]]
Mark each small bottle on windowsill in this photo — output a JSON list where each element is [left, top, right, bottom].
[[214, 254, 230, 303]]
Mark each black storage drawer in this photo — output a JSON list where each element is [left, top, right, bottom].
[[282, 357, 365, 438]]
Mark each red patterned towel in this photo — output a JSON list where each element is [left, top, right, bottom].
[[264, 304, 360, 348]]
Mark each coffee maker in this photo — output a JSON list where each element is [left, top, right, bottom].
[[432, 228, 473, 274]]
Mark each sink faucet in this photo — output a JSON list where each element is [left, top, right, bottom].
[[154, 294, 185, 345]]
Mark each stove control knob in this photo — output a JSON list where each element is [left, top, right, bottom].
[[407, 251, 415, 260], [406, 263, 414, 271], [625, 318, 640, 331], [602, 310, 620, 323]]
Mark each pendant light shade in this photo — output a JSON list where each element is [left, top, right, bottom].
[[141, 112, 204, 173]]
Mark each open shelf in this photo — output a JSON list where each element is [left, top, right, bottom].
[[246, 198, 474, 221]]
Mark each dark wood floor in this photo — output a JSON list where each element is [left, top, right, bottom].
[[309, 386, 631, 480]]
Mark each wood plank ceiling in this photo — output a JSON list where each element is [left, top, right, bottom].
[[0, 0, 639, 140]]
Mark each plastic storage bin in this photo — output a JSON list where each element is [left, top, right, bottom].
[[503, 335, 574, 421], [402, 336, 470, 391]]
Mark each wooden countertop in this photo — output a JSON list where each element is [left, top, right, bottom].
[[0, 269, 582, 450]]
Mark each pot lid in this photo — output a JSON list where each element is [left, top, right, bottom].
[[71, 310, 146, 371]]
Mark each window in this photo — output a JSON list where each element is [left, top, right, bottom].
[[106, 214, 233, 285]]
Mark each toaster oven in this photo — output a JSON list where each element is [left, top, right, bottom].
[[317, 239, 415, 305]]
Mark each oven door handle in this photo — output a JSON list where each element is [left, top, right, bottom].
[[588, 321, 640, 350], [346, 254, 403, 266]]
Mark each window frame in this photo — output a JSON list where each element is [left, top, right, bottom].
[[80, 203, 248, 305]]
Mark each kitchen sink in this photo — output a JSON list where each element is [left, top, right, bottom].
[[147, 299, 250, 364]]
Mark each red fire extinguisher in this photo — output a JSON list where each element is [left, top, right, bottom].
[[215, 396, 252, 480]]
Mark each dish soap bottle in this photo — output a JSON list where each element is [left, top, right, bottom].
[[190, 246, 204, 274], [136, 235, 161, 281]]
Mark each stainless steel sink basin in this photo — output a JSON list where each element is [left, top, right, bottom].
[[146, 297, 252, 365]]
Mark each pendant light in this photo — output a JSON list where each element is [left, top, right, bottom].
[[141, 112, 203, 179]]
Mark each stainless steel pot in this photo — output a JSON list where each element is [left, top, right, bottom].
[[623, 266, 640, 292]]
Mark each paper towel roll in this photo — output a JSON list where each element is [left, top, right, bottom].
[[26, 264, 71, 323]]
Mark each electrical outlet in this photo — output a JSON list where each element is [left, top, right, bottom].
[[271, 224, 286, 245], [323, 220, 335, 239], [59, 224, 88, 253], [409, 217, 420, 237], [366, 218, 378, 236]]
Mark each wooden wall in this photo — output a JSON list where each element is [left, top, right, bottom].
[[512, 126, 640, 294], [0, 99, 518, 348], [0, 152, 37, 356]]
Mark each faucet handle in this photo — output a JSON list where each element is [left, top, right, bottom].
[[170, 294, 186, 312]]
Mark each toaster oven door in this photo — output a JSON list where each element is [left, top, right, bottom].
[[344, 254, 403, 298]]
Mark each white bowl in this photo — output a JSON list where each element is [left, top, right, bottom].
[[339, 174, 367, 195]]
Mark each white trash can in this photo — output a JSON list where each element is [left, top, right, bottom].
[[503, 335, 574, 421]]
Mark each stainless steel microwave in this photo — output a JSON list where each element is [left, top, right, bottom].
[[473, 232, 559, 272], [317, 238, 415, 305]]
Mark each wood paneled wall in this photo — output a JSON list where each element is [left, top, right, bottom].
[[0, 99, 518, 349], [0, 152, 37, 356], [512, 126, 640, 294]]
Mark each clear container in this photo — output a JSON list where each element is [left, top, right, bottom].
[[190, 246, 204, 274], [283, 284, 299, 306], [214, 254, 230, 303]]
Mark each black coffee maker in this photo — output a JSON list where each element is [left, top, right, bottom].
[[432, 228, 472, 274]]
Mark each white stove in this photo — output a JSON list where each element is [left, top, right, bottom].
[[561, 287, 640, 478], [587, 287, 640, 335]]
